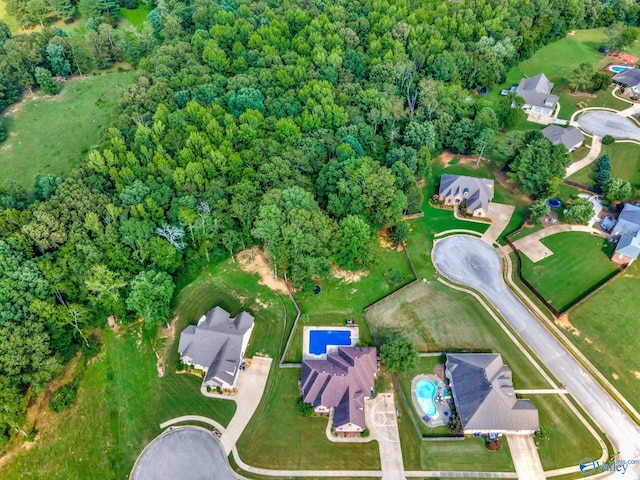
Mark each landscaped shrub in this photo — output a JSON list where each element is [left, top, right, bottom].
[[50, 379, 79, 413], [602, 135, 615, 145], [447, 411, 463, 434], [297, 400, 314, 417], [361, 428, 370, 437], [486, 439, 502, 451], [383, 269, 405, 285]]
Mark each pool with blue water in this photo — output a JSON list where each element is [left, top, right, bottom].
[[308, 330, 352, 355]]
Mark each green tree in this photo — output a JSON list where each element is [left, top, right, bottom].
[[564, 198, 594, 225], [34, 67, 59, 95], [391, 221, 410, 246], [529, 199, 550, 224], [497, 93, 525, 130], [126, 270, 175, 329], [403, 121, 435, 150], [380, 337, 418, 374], [603, 178, 633, 203], [336, 215, 375, 271], [46, 44, 71, 78], [569, 63, 593, 93], [0, 377, 26, 438], [508, 138, 571, 197], [228, 88, 265, 116], [595, 154, 612, 191], [606, 23, 638, 51]]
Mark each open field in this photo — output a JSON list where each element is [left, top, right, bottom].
[[566, 261, 640, 412], [519, 232, 619, 311], [283, 246, 412, 362], [0, 71, 133, 190], [568, 142, 640, 198], [0, 258, 296, 478], [236, 367, 381, 470], [483, 29, 630, 118]]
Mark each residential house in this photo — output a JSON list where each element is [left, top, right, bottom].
[[438, 174, 494, 217], [612, 68, 640, 96], [301, 347, 377, 436], [445, 353, 539, 434], [178, 306, 254, 389], [541, 125, 585, 152], [515, 73, 559, 116], [612, 203, 640, 237], [612, 231, 640, 265]]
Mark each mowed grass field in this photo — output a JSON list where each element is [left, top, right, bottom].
[[283, 246, 412, 362], [568, 142, 640, 198], [366, 281, 603, 470], [566, 261, 640, 412], [483, 29, 630, 118], [0, 71, 133, 190], [519, 232, 619, 311], [1, 258, 296, 479]]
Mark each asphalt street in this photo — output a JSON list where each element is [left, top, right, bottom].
[[578, 111, 640, 141], [130, 426, 239, 480], [433, 235, 640, 475]]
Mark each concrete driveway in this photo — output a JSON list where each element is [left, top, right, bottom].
[[432, 235, 640, 465], [480, 203, 515, 245], [578, 111, 640, 140], [506, 435, 544, 480], [130, 426, 240, 480], [369, 393, 405, 480]]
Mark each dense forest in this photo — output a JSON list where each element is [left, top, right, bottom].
[[0, 0, 639, 446]]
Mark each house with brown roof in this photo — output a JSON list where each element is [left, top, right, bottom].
[[438, 174, 494, 217], [178, 306, 254, 389], [445, 353, 539, 434], [301, 347, 377, 436]]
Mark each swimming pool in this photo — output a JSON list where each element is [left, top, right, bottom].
[[308, 330, 352, 355], [610, 65, 633, 73], [414, 379, 438, 417]]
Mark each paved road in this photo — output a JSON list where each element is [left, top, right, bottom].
[[432, 235, 640, 471], [130, 426, 240, 480], [579, 111, 640, 140]]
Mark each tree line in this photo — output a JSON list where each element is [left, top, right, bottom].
[[0, 0, 636, 445]]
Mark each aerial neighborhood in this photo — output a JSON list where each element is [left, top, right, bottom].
[[2, 2, 640, 480]]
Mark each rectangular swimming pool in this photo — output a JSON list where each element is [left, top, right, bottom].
[[308, 330, 352, 355]]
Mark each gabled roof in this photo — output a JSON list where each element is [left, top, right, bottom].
[[613, 68, 640, 87], [446, 353, 539, 432], [301, 347, 377, 430], [438, 174, 494, 212], [516, 73, 559, 110], [178, 307, 254, 386], [541, 125, 585, 150], [615, 203, 640, 236], [615, 231, 640, 260]]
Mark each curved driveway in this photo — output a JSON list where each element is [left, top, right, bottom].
[[579, 111, 640, 140], [432, 235, 640, 465]]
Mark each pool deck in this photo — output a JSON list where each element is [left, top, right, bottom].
[[302, 325, 359, 360], [411, 374, 451, 428]]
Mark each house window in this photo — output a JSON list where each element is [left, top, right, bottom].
[[463, 188, 469, 198]]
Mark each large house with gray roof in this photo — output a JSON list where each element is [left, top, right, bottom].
[[178, 306, 254, 389], [301, 347, 377, 436], [541, 125, 585, 152], [438, 174, 494, 217], [445, 353, 539, 434], [515, 73, 559, 116], [611, 203, 640, 265], [612, 68, 640, 96]]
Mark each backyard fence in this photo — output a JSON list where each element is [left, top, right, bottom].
[[563, 179, 598, 194]]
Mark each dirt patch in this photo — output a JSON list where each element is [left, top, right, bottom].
[[437, 151, 484, 168], [378, 228, 402, 251], [568, 30, 576, 36], [584, 337, 593, 344], [568, 91, 598, 98], [555, 314, 581, 336], [632, 371, 640, 380], [237, 248, 289, 294], [331, 265, 368, 283], [254, 297, 272, 309], [158, 316, 178, 340], [612, 373, 620, 380]]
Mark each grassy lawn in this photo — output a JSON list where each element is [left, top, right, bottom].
[[120, 5, 152, 30], [519, 232, 619, 311], [566, 261, 640, 412], [483, 29, 630, 119], [283, 246, 413, 362], [0, 71, 133, 190], [568, 142, 640, 198], [236, 367, 381, 470], [1, 257, 297, 478]]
